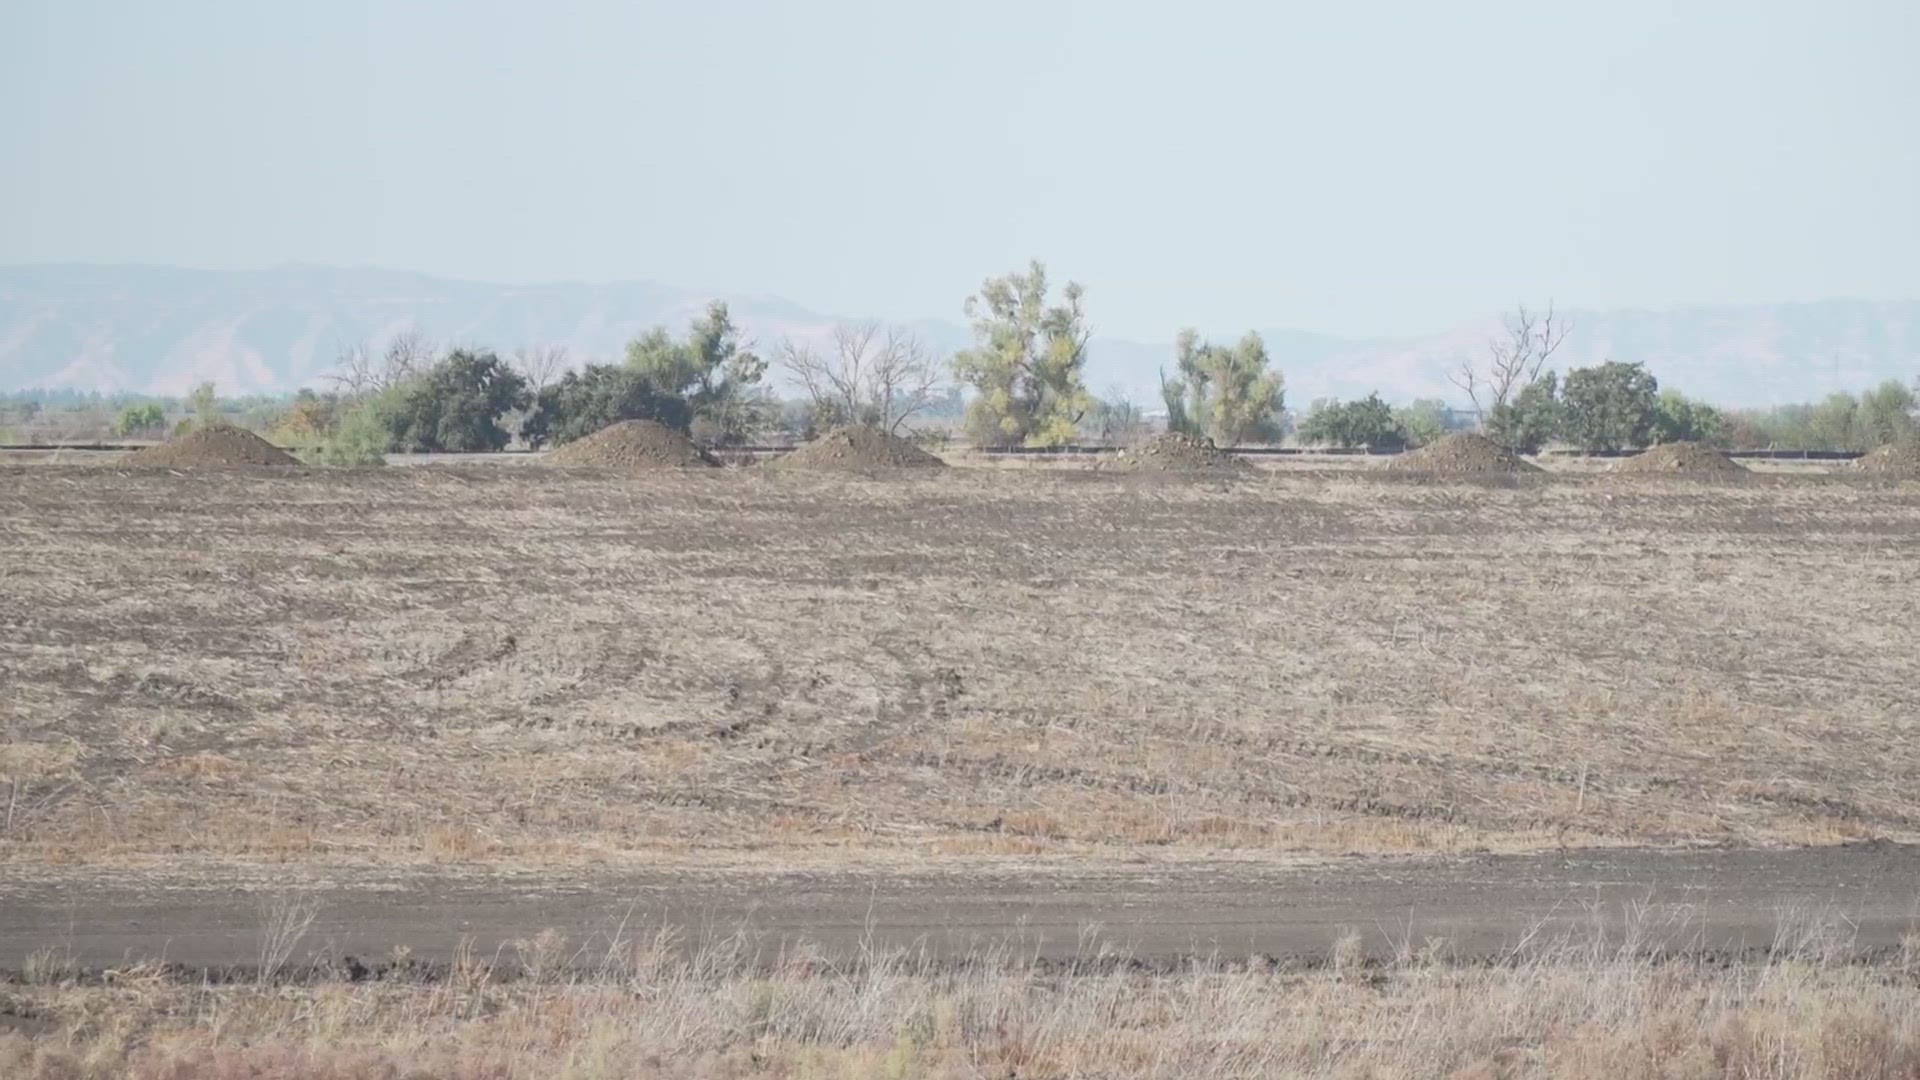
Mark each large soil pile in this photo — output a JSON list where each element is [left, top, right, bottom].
[[545, 420, 718, 469], [1853, 442, 1920, 476], [1385, 433, 1539, 474], [1101, 433, 1250, 473], [773, 425, 946, 470], [1612, 442, 1747, 475], [123, 425, 301, 468]]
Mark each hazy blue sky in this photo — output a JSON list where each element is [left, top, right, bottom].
[[3, 0, 1915, 340]]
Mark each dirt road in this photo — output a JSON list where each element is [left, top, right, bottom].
[[4, 845, 1915, 975]]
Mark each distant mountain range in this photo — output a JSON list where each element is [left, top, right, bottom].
[[2, 264, 1916, 408]]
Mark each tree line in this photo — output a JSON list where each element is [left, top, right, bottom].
[[16, 263, 1912, 459], [1297, 304, 1917, 453], [268, 259, 1287, 461]]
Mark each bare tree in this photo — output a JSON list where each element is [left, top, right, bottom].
[[1449, 304, 1573, 420], [1091, 388, 1149, 446], [326, 330, 438, 398], [777, 322, 944, 434], [511, 344, 569, 396]]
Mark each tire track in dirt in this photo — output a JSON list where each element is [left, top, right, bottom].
[[3, 844, 1915, 975]]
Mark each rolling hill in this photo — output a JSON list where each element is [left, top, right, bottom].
[[1, 264, 1914, 408]]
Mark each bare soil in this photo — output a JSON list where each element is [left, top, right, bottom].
[[1855, 441, 1920, 476], [771, 425, 945, 470], [1, 844, 1914, 972], [543, 420, 718, 469], [2, 467, 1915, 870], [1099, 432, 1251, 473], [1613, 441, 1749, 475], [119, 425, 300, 468], [1385, 432, 1539, 474]]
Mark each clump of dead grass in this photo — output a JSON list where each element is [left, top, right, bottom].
[[3, 915, 1915, 1079]]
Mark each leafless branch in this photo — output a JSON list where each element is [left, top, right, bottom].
[[512, 344, 569, 395], [324, 330, 437, 398], [1455, 303, 1573, 419], [778, 322, 944, 434], [257, 894, 320, 985]]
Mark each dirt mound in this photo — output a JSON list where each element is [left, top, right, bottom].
[[1612, 442, 1747, 475], [545, 420, 719, 469], [1385, 433, 1539, 474], [1853, 442, 1920, 476], [773, 426, 946, 470], [123, 424, 301, 468], [1101, 433, 1250, 473]]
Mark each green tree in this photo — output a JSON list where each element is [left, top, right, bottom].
[[187, 382, 220, 427], [1858, 379, 1917, 447], [113, 403, 167, 437], [378, 349, 529, 452], [1807, 393, 1862, 450], [521, 364, 692, 448], [950, 261, 1092, 447], [1159, 367, 1192, 439], [1485, 372, 1561, 454], [1559, 361, 1660, 451], [1296, 394, 1406, 450], [1651, 389, 1728, 446], [624, 302, 767, 444], [1392, 398, 1449, 448], [269, 389, 343, 447], [1162, 329, 1284, 446], [311, 403, 390, 466]]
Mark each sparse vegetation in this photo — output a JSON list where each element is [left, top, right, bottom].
[[111, 403, 166, 438], [777, 323, 945, 436], [1450, 302, 1572, 426], [187, 381, 220, 428], [1084, 392, 1149, 445], [2, 916, 1914, 1080], [308, 402, 390, 466], [1733, 381, 1920, 451], [1392, 398, 1450, 448]]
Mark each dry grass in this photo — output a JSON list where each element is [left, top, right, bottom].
[[1, 466, 1917, 869], [3, 914, 1918, 1079]]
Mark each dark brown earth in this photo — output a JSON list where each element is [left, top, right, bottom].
[[1613, 442, 1748, 475], [120, 425, 300, 468], [1385, 433, 1539, 474], [2, 845, 1915, 975], [543, 420, 718, 469], [771, 425, 945, 470], [1100, 432, 1251, 473]]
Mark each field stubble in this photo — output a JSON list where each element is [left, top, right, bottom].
[[1, 466, 1916, 868]]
